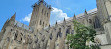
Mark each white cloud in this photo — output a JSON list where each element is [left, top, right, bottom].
[[23, 13, 32, 22], [22, 7, 69, 25], [50, 7, 70, 25]]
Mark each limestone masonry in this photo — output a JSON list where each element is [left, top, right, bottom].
[[1, 0, 111, 49]]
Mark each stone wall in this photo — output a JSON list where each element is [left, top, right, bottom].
[[1, 0, 111, 49], [100, 45, 111, 49], [0, 24, 34, 49]]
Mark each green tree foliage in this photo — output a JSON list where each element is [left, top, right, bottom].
[[66, 20, 100, 49]]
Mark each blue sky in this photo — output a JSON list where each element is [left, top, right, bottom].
[[0, 0, 96, 31]]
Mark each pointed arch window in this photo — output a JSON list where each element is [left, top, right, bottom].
[[7, 37, 10, 41], [14, 33, 18, 40], [50, 33, 53, 40], [40, 20, 41, 25], [42, 9, 44, 15], [71, 30, 74, 34], [21, 37, 22, 41], [66, 26, 71, 36], [20, 33, 23, 41], [47, 13, 48, 17], [94, 17, 101, 29], [57, 28, 62, 37], [44, 11, 46, 15], [89, 19, 92, 23], [11, 29, 13, 31], [43, 22, 44, 27], [35, 38, 38, 43], [66, 29, 70, 36]]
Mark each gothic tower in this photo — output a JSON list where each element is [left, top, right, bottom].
[[29, 0, 52, 32]]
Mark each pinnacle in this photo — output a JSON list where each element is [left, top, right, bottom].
[[73, 14, 76, 20], [11, 12, 16, 19], [64, 18, 66, 21], [85, 9, 87, 14], [56, 21, 57, 24]]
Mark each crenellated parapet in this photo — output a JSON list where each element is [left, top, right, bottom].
[[32, 0, 52, 9]]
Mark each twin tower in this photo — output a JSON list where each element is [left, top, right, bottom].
[[29, 0, 52, 32]]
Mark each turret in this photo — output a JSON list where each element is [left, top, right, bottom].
[[29, 0, 52, 33]]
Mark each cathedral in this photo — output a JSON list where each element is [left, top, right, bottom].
[[0, 0, 111, 49]]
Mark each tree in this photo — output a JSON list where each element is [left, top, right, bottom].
[[66, 20, 100, 49]]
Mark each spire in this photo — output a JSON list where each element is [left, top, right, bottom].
[[4, 18, 9, 25], [73, 14, 76, 20], [6, 18, 9, 22], [64, 18, 66, 21], [84, 9, 89, 20], [9, 13, 16, 25], [10, 12, 16, 20], [85, 9, 88, 15], [55, 20, 58, 27], [64, 18, 66, 23], [56, 21, 57, 24], [63, 18, 66, 25]]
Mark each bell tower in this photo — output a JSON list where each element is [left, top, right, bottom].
[[29, 0, 52, 32]]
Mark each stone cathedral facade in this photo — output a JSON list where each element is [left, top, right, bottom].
[[1, 0, 111, 49]]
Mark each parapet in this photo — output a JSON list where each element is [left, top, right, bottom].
[[32, 0, 52, 9]]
